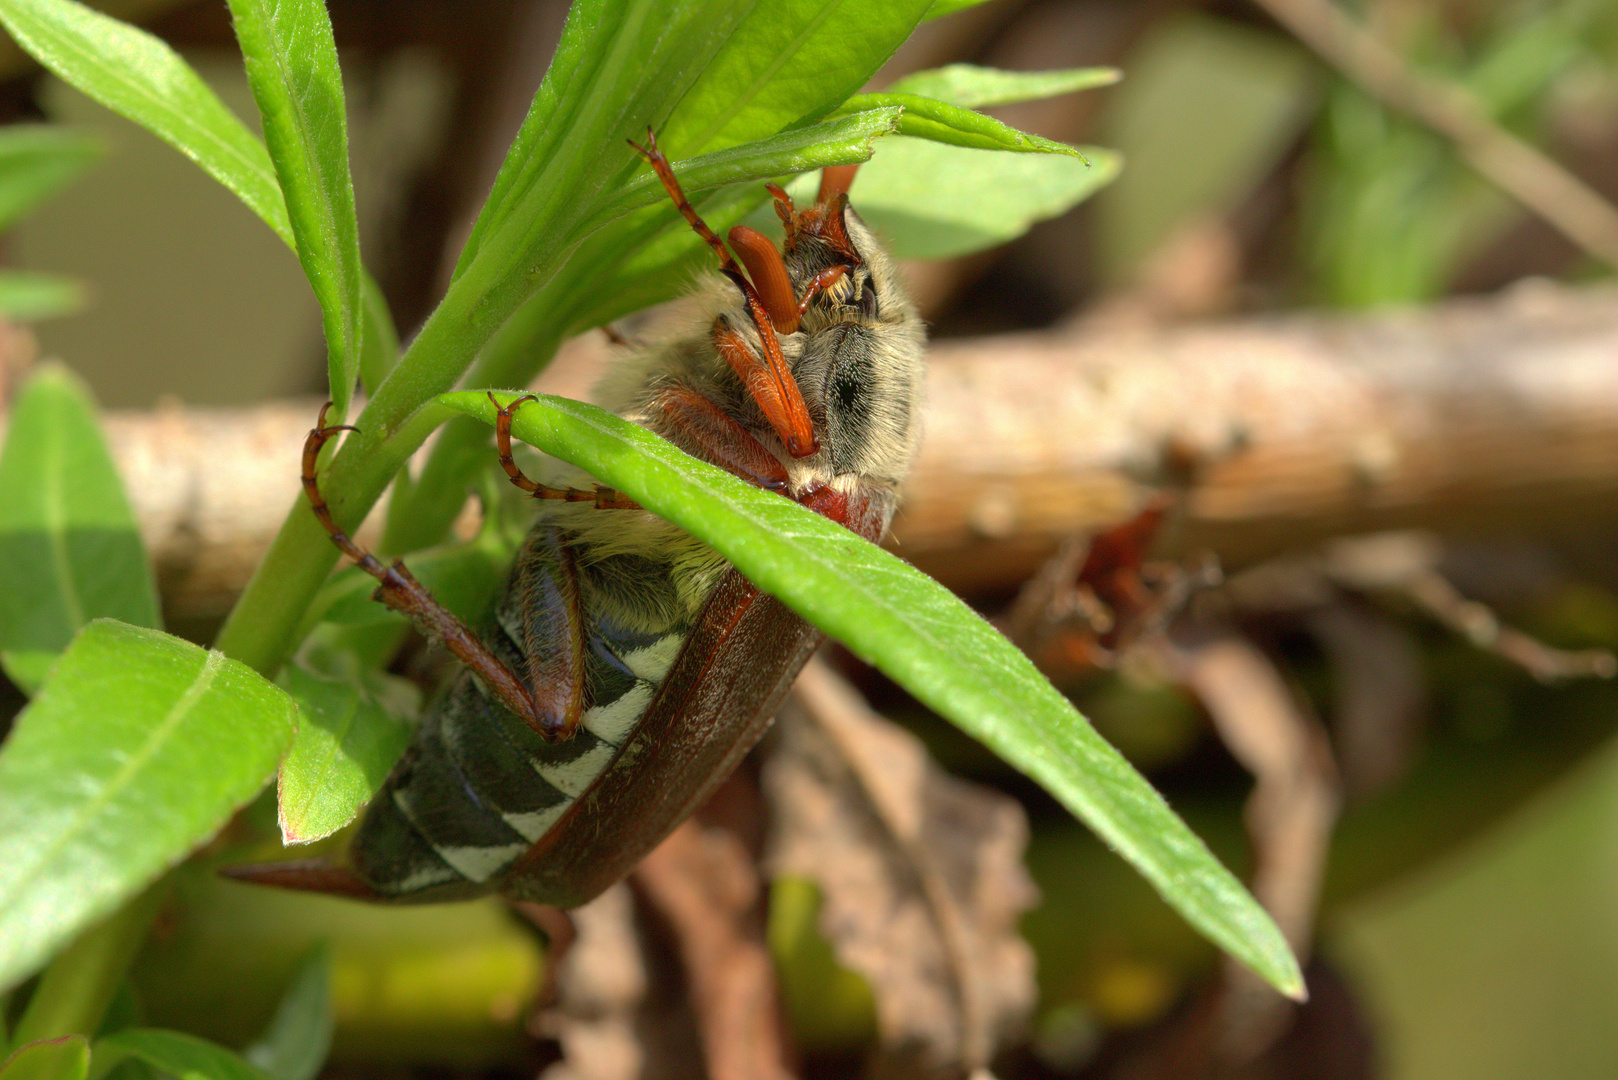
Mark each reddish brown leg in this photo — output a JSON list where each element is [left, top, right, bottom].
[[628, 128, 817, 459], [794, 264, 849, 319], [710, 320, 825, 466], [493, 392, 640, 509], [765, 182, 796, 244], [302, 404, 581, 743], [652, 386, 793, 492], [508, 525, 589, 741]]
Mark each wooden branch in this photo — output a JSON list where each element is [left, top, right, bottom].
[[902, 280, 1618, 590], [6, 281, 1616, 616]]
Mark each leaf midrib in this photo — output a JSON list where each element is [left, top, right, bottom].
[[0, 644, 227, 912]]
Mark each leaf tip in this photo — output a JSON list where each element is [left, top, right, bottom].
[[1279, 963, 1309, 1003]]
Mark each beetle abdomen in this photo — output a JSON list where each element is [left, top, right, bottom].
[[350, 539, 695, 900]]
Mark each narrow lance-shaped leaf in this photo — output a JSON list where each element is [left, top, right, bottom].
[[378, 108, 904, 552], [886, 63, 1121, 108], [657, 0, 933, 155], [0, 0, 394, 404], [0, 364, 158, 693], [0, 124, 102, 230], [577, 108, 904, 240], [448, 0, 750, 288], [441, 391, 1306, 1000], [244, 943, 332, 1080], [275, 665, 410, 845], [835, 137, 1121, 261], [357, 274, 399, 396], [225, 0, 363, 421], [744, 138, 1121, 261], [844, 92, 1086, 157], [94, 1030, 274, 1080], [0, 620, 299, 992], [0, 0, 292, 244]]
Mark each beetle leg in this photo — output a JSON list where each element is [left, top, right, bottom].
[[794, 264, 850, 318], [492, 392, 640, 509], [303, 405, 581, 742], [651, 385, 793, 492], [710, 318, 819, 460], [629, 129, 817, 459], [506, 524, 588, 742], [765, 182, 796, 244]]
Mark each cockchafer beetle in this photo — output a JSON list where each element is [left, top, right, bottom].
[[231, 130, 925, 906]]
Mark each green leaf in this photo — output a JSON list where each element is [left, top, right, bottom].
[[923, 0, 992, 19], [225, 0, 363, 422], [859, 139, 1118, 259], [456, 0, 931, 285], [374, 0, 931, 558], [275, 665, 410, 845], [0, 1036, 89, 1080], [448, 0, 752, 286], [0, 0, 394, 403], [656, 0, 933, 156], [753, 137, 1121, 261], [0, 272, 85, 321], [0, 125, 101, 231], [578, 108, 904, 245], [0, 364, 158, 695], [357, 274, 399, 396], [443, 391, 1306, 1000], [215, 0, 938, 679], [7, 885, 163, 1054], [243, 944, 331, 1080], [0, 0, 292, 245], [92, 1031, 273, 1080], [886, 63, 1121, 109], [0, 620, 298, 992], [844, 92, 1084, 156]]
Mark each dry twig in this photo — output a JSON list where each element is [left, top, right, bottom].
[[7, 282, 1617, 615], [1253, 0, 1618, 270]]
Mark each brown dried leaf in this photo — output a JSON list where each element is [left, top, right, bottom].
[[1172, 630, 1340, 1063], [636, 806, 797, 1080], [765, 660, 1038, 1075], [532, 885, 703, 1080]]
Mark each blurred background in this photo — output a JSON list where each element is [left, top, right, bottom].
[[2, 1, 1618, 1078]]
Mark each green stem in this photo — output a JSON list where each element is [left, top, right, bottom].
[[211, 179, 590, 675], [11, 883, 166, 1047], [380, 305, 566, 554], [212, 391, 456, 675]]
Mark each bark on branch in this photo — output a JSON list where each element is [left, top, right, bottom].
[[5, 280, 1615, 617]]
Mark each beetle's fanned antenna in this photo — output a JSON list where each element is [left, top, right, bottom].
[[628, 129, 818, 458], [817, 163, 859, 206], [728, 225, 800, 333]]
